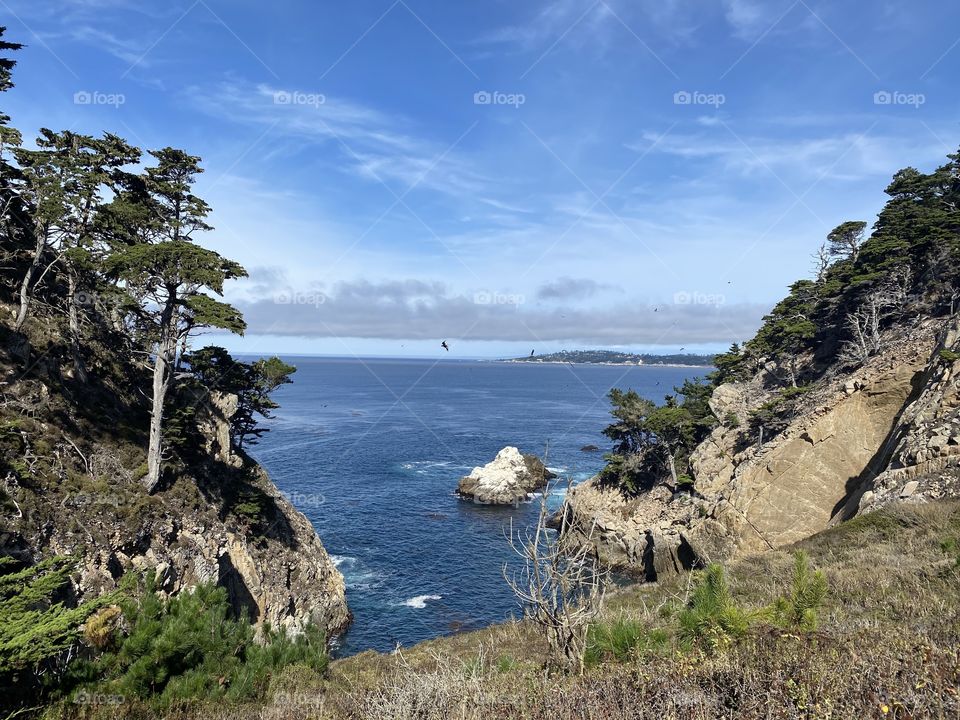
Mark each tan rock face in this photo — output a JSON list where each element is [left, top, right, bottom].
[[721, 360, 921, 554], [564, 320, 944, 578]]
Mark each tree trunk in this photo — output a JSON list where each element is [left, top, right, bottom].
[[666, 448, 679, 487], [14, 222, 46, 332], [144, 294, 178, 493], [66, 270, 88, 383]]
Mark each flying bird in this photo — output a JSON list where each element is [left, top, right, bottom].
[[441, 341, 449, 352]]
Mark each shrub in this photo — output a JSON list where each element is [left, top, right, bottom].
[[771, 551, 828, 632], [69, 580, 328, 708], [940, 537, 960, 569], [0, 556, 115, 676], [678, 564, 748, 653], [939, 349, 960, 363], [585, 617, 667, 666]]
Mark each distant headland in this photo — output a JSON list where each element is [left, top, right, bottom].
[[501, 350, 716, 367]]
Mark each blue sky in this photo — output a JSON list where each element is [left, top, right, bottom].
[[3, 0, 959, 357]]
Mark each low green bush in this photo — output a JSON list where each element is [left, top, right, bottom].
[[585, 617, 668, 666], [66, 579, 328, 709], [770, 551, 828, 632], [678, 564, 748, 653]]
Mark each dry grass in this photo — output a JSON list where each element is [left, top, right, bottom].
[[45, 501, 960, 719]]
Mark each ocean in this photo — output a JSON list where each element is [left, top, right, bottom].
[[246, 357, 708, 655]]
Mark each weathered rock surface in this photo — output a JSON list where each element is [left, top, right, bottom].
[[0, 353, 350, 641], [564, 317, 960, 579], [857, 316, 960, 513], [457, 447, 556, 504]]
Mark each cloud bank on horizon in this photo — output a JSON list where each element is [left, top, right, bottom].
[[4, 0, 958, 356]]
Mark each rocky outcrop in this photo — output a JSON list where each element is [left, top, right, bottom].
[[457, 447, 556, 505], [565, 318, 955, 579], [0, 350, 350, 642], [857, 316, 960, 513], [4, 452, 350, 640]]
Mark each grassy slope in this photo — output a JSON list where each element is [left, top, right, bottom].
[[58, 499, 956, 719], [316, 501, 960, 719]]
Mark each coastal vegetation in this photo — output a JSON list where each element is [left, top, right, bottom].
[[0, 27, 337, 718], [2, 16, 959, 719], [597, 142, 960, 496], [311, 501, 960, 719]]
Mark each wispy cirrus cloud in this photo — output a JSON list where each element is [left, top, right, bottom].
[[187, 81, 492, 197], [630, 129, 946, 183]]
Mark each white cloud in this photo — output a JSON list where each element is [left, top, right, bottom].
[[630, 129, 945, 183], [236, 278, 766, 345], [187, 81, 492, 198]]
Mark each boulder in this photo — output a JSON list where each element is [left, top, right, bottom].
[[457, 447, 556, 505]]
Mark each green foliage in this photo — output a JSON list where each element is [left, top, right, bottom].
[[826, 220, 867, 262], [940, 537, 960, 569], [678, 564, 748, 653], [0, 556, 115, 675], [771, 551, 828, 632], [183, 347, 296, 450], [710, 343, 750, 384], [70, 580, 328, 708], [599, 380, 716, 494], [779, 385, 812, 400], [585, 617, 668, 666], [939, 349, 960, 363]]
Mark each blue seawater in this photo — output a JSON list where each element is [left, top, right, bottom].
[[246, 357, 707, 655]]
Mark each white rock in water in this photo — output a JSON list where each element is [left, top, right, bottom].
[[457, 446, 554, 505]]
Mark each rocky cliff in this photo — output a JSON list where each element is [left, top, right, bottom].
[[0, 326, 350, 641], [565, 315, 960, 578]]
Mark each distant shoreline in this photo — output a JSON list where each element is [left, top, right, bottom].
[[495, 360, 714, 369]]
